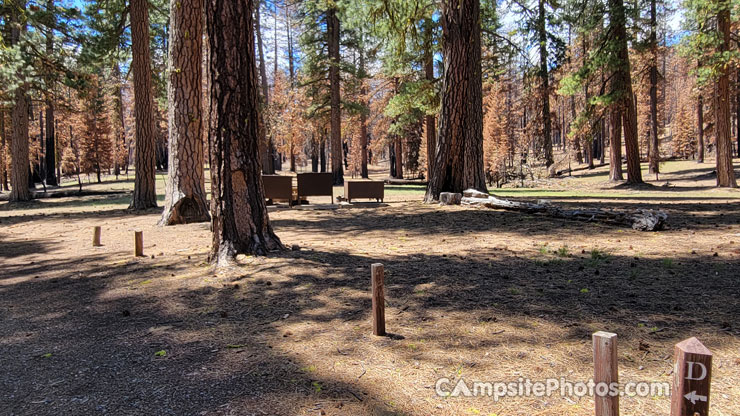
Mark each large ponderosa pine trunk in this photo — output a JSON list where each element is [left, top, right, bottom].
[[9, 3, 32, 202], [206, 0, 282, 265], [425, 0, 487, 202], [160, 0, 210, 225], [130, 0, 158, 209], [327, 7, 344, 185], [608, 0, 642, 184], [714, 3, 737, 187]]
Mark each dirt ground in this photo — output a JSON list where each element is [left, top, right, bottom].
[[1, 161, 739, 416]]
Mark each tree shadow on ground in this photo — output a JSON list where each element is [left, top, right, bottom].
[[1, 207, 738, 415]]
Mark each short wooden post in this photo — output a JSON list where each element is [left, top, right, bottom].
[[371, 263, 385, 336], [671, 337, 712, 416], [593, 331, 619, 416], [92, 226, 102, 247], [134, 231, 143, 257]]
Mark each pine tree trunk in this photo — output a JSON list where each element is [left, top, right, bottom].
[[327, 7, 344, 185], [206, 0, 282, 264], [714, 4, 737, 187], [394, 136, 403, 179], [359, 42, 369, 179], [424, 18, 436, 179], [0, 111, 7, 191], [697, 94, 704, 163], [609, 108, 624, 180], [44, 0, 58, 186], [425, 0, 487, 201], [9, 3, 32, 202], [608, 0, 642, 183], [160, 0, 210, 225], [254, 3, 275, 175], [736, 67, 740, 157], [360, 98, 369, 178], [538, 0, 554, 167], [648, 0, 660, 175], [130, 0, 158, 209], [320, 136, 326, 172]]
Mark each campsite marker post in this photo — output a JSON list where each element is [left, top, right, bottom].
[[371, 263, 385, 336], [92, 226, 102, 247], [134, 231, 144, 257], [671, 337, 712, 416], [593, 331, 619, 416]]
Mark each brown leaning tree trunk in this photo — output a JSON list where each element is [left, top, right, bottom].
[[714, 2, 737, 187], [327, 7, 343, 185], [44, 0, 58, 186], [9, 2, 32, 202], [160, 0, 210, 225], [609, 0, 642, 184], [206, 0, 282, 265], [130, 0, 158, 209], [425, 0, 487, 202]]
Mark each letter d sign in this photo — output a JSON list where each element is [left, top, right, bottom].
[[686, 361, 707, 381]]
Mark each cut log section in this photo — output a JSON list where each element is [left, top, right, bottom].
[[460, 189, 668, 231]]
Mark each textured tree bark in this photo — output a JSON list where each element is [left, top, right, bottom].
[[647, 0, 660, 175], [425, 0, 487, 202], [9, 3, 32, 202], [538, 0, 554, 168], [160, 0, 210, 225], [130, 0, 158, 209], [697, 94, 704, 163], [327, 7, 344, 185], [206, 0, 282, 264], [609, 0, 642, 184], [714, 4, 737, 187], [44, 0, 58, 186], [609, 109, 624, 181]]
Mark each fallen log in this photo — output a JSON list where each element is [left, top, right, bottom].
[[460, 189, 668, 231]]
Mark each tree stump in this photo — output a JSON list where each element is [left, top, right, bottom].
[[439, 192, 462, 205]]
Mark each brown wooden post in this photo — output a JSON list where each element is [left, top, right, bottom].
[[92, 226, 101, 247], [371, 263, 385, 336], [671, 337, 712, 416], [593, 331, 619, 416], [134, 231, 144, 257]]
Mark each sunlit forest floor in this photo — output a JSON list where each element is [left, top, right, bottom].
[[1, 159, 739, 415]]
